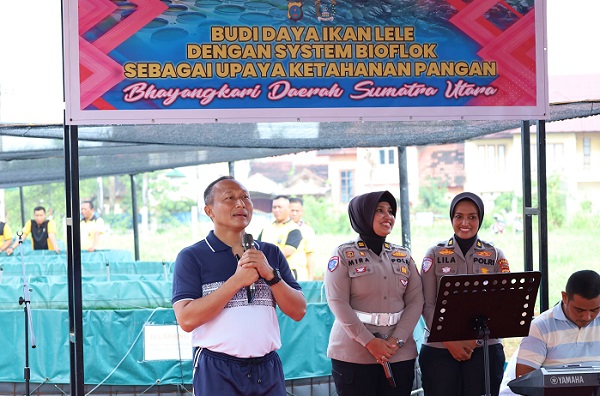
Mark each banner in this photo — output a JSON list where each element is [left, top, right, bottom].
[[63, 0, 548, 124]]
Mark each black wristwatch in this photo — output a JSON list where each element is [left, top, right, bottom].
[[265, 268, 282, 286], [394, 337, 405, 348]]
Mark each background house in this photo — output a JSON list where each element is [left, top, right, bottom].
[[240, 110, 599, 228]]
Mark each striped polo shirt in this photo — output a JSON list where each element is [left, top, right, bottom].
[[517, 302, 600, 369]]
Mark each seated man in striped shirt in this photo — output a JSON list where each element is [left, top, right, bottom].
[[516, 269, 600, 377]]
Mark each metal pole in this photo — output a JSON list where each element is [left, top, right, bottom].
[[130, 174, 140, 261], [64, 122, 84, 396], [97, 177, 104, 214], [520, 121, 534, 272], [536, 120, 549, 312], [19, 186, 26, 227], [397, 147, 411, 250]]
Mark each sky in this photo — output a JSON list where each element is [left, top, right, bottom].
[[545, 1, 599, 76], [0, 0, 598, 124]]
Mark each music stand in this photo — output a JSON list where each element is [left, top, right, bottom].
[[428, 271, 541, 396]]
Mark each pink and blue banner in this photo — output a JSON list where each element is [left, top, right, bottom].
[[62, 0, 548, 124]]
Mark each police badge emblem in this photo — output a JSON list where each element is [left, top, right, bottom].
[[315, 0, 335, 22], [287, 0, 304, 21]]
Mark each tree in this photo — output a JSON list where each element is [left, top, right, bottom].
[[300, 195, 350, 235], [418, 177, 448, 214], [5, 183, 66, 228], [546, 173, 566, 228]]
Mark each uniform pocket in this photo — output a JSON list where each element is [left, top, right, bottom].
[[347, 264, 376, 296], [472, 263, 493, 274], [348, 263, 375, 277], [391, 261, 411, 277], [434, 263, 458, 276], [332, 360, 357, 385]]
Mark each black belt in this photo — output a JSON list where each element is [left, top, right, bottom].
[[200, 348, 277, 364]]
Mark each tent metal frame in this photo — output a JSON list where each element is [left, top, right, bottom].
[[62, 118, 553, 396]]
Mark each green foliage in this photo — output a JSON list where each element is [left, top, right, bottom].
[[301, 195, 351, 236], [3, 167, 589, 263], [480, 214, 493, 231], [103, 213, 133, 230], [79, 178, 102, 205], [3, 172, 202, 238], [418, 177, 448, 213], [90, 175, 136, 232], [546, 174, 566, 228], [5, 183, 67, 231], [154, 197, 196, 228], [486, 191, 522, 231], [569, 200, 600, 228], [493, 192, 516, 214], [79, 174, 136, 229], [145, 171, 197, 230]]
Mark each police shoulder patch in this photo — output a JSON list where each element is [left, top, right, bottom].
[[498, 258, 510, 273], [422, 257, 433, 273], [328, 256, 340, 272]]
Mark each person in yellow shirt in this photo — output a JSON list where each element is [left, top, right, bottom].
[[80, 200, 104, 252], [257, 195, 307, 280], [12, 206, 60, 253], [289, 197, 317, 279], [0, 220, 14, 255]]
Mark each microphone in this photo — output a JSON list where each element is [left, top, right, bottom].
[[242, 233, 254, 251], [242, 234, 255, 303]]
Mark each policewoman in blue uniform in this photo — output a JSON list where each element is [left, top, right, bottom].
[[419, 192, 510, 396], [325, 191, 424, 396]]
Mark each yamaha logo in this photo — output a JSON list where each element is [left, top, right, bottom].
[[550, 375, 585, 385]]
